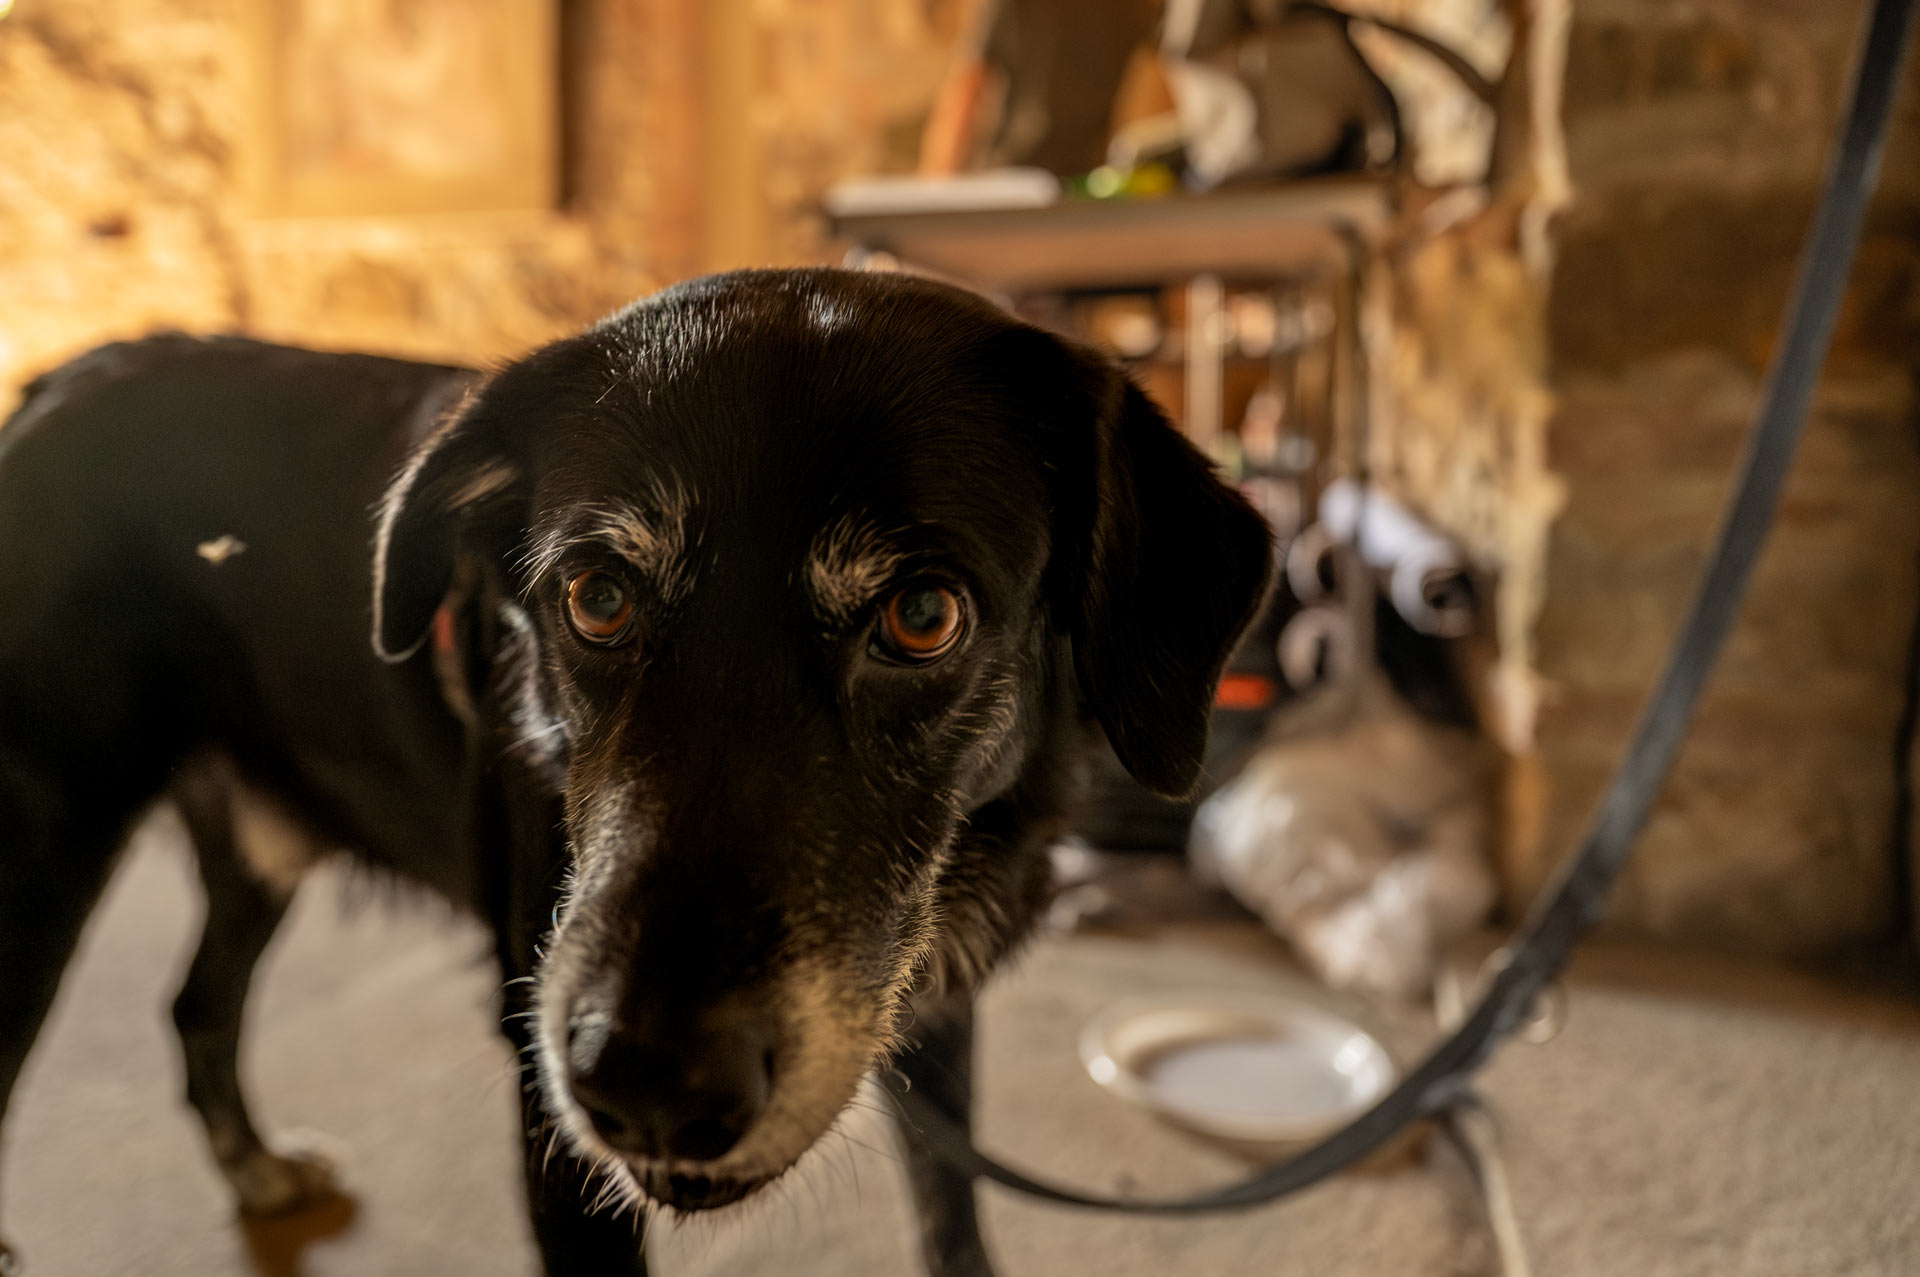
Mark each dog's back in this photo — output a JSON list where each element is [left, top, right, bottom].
[[0, 335, 481, 894]]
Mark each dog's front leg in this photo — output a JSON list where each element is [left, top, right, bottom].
[[480, 729, 651, 1275], [892, 995, 999, 1277], [508, 1030, 652, 1277], [496, 915, 650, 1273]]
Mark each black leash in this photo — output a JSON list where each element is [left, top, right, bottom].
[[912, 0, 1918, 1214]]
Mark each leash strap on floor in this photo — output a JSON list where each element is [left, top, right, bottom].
[[913, 0, 1919, 1214]]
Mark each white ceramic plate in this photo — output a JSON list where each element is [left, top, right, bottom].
[[1079, 991, 1397, 1145]]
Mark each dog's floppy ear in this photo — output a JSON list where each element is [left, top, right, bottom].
[[372, 390, 528, 663], [1055, 349, 1274, 798]]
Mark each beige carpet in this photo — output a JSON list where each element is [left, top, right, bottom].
[[4, 814, 1918, 1276]]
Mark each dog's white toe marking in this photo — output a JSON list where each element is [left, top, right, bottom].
[[229, 783, 322, 898], [224, 1129, 347, 1217], [196, 534, 248, 565]]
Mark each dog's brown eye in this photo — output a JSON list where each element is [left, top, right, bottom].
[[880, 584, 963, 660], [566, 571, 635, 644]]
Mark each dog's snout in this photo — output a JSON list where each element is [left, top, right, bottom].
[[565, 1008, 774, 1164]]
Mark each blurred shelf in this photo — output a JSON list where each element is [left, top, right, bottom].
[[827, 177, 1392, 293]]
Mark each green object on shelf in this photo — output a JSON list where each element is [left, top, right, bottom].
[[1069, 161, 1179, 201]]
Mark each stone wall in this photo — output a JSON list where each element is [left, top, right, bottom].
[[1523, 0, 1920, 952], [0, 0, 965, 413], [0, 0, 687, 413]]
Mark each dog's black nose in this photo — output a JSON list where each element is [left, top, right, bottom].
[[565, 1009, 774, 1163]]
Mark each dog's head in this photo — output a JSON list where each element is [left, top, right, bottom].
[[372, 269, 1270, 1210]]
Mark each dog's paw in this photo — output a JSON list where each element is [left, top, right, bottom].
[[0, 1235, 21, 1276], [224, 1129, 348, 1217]]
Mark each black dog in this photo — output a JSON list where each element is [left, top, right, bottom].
[[0, 268, 1270, 1275]]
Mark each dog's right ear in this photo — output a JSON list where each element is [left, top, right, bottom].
[[371, 389, 528, 663]]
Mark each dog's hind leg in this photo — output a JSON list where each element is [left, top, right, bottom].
[[169, 759, 339, 1217], [892, 996, 999, 1277], [0, 753, 139, 1275]]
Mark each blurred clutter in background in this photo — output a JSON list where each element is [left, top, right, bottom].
[[822, 0, 1920, 991], [834, 0, 1527, 1001]]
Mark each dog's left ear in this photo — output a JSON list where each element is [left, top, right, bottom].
[[1052, 346, 1274, 798], [371, 391, 528, 663]]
